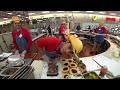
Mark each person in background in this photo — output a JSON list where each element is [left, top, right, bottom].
[[90, 21, 107, 54], [76, 24, 81, 31], [75, 24, 81, 37], [87, 25, 93, 33], [11, 16, 32, 58], [35, 35, 83, 63], [88, 25, 91, 30], [59, 22, 66, 41], [47, 25, 52, 36]]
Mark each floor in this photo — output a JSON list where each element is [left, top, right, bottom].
[[79, 43, 95, 58]]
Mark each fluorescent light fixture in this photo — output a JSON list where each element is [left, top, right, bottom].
[[109, 13, 116, 15], [17, 15, 21, 16], [38, 20, 42, 21], [98, 12, 106, 14], [25, 17, 29, 18], [41, 11, 50, 13], [115, 28, 118, 30], [7, 13, 12, 15], [28, 13, 35, 15], [72, 11, 80, 13], [86, 11, 94, 13], [57, 11, 65, 12], [3, 18, 8, 19]]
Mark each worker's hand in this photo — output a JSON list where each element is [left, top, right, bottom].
[[21, 50, 27, 59], [15, 50, 20, 56], [42, 54, 51, 63], [92, 32, 96, 35]]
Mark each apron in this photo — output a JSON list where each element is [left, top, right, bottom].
[[15, 30, 32, 54], [95, 29, 104, 43], [45, 42, 65, 59]]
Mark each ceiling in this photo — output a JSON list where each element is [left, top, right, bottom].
[[0, 11, 120, 24], [28, 11, 120, 16]]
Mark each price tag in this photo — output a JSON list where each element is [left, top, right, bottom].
[[19, 34, 22, 38]]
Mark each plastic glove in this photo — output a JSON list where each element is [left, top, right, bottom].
[[21, 50, 27, 59], [15, 50, 20, 56], [42, 54, 51, 63]]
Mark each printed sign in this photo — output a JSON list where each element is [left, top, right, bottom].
[[92, 15, 98, 21], [106, 17, 116, 21]]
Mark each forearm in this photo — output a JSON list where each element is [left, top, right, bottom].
[[13, 38, 19, 50], [24, 41, 32, 51], [25, 33, 32, 51], [13, 42, 19, 50], [94, 33, 107, 36], [38, 47, 45, 56]]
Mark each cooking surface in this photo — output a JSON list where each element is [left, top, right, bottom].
[[0, 57, 34, 79]]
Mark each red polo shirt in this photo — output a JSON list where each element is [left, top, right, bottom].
[[12, 27, 32, 51], [35, 36, 62, 54], [94, 27, 107, 33], [59, 25, 65, 34]]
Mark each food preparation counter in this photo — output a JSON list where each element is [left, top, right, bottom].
[[31, 38, 120, 79], [0, 52, 37, 79], [32, 33, 46, 41]]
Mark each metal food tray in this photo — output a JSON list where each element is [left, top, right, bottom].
[[0, 67, 20, 78], [82, 71, 101, 79]]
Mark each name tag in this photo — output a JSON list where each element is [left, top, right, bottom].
[[19, 34, 22, 38]]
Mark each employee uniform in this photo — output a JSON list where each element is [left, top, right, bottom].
[[12, 27, 32, 54], [92, 26, 107, 53], [36, 36, 65, 59], [59, 25, 65, 40]]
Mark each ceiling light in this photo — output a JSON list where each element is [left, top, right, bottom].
[[7, 13, 12, 15], [57, 11, 65, 13], [41, 11, 50, 14], [115, 28, 118, 30], [86, 11, 94, 13], [98, 12, 106, 14], [72, 11, 80, 13], [3, 18, 8, 19], [109, 13, 116, 15], [17, 15, 21, 16], [28, 13, 35, 15], [38, 20, 42, 21], [25, 17, 29, 18]]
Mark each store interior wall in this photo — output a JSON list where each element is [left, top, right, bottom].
[[0, 13, 120, 53]]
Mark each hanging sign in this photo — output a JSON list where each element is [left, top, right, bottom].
[[106, 17, 116, 21], [92, 15, 98, 21]]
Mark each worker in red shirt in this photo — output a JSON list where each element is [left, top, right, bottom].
[[11, 16, 32, 58], [59, 22, 66, 40], [36, 35, 83, 62], [90, 21, 107, 54]]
